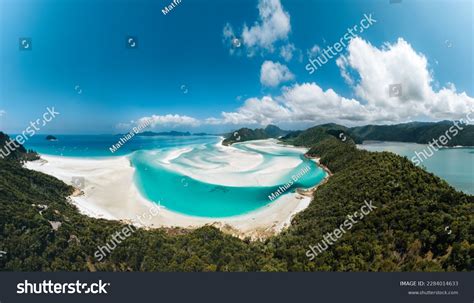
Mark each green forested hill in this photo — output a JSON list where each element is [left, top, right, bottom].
[[0, 132, 39, 162], [349, 121, 474, 146], [271, 138, 473, 271], [0, 133, 472, 271], [222, 125, 289, 145], [226, 121, 474, 147], [281, 123, 354, 147]]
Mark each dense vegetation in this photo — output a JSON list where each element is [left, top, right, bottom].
[[0, 133, 39, 162], [222, 125, 288, 145], [349, 121, 474, 146], [281, 123, 355, 147], [228, 121, 474, 147], [275, 137, 472, 271], [0, 132, 472, 271]]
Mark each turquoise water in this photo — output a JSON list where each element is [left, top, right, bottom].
[[359, 141, 474, 195], [22, 134, 215, 157], [24, 135, 326, 217]]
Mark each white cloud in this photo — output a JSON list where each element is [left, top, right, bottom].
[[220, 96, 291, 125], [0, 110, 5, 117], [336, 37, 473, 121], [260, 60, 295, 87], [307, 44, 321, 57], [118, 114, 201, 130], [222, 23, 234, 41], [335, 55, 354, 85], [279, 43, 296, 61], [224, 0, 291, 56], [211, 83, 373, 126], [208, 38, 473, 126], [281, 83, 373, 123], [116, 122, 132, 130], [222, 23, 240, 55], [138, 114, 200, 128], [204, 117, 223, 125], [122, 37, 473, 129]]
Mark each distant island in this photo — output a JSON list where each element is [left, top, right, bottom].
[[133, 131, 213, 137], [224, 121, 474, 147], [45, 135, 57, 141]]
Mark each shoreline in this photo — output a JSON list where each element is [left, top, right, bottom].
[[297, 155, 332, 197], [24, 142, 331, 240]]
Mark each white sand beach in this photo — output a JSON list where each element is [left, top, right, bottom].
[[24, 141, 327, 240]]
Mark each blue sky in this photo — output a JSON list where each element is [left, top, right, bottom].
[[0, 0, 472, 134]]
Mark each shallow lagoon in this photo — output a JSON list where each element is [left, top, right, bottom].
[[25, 135, 327, 217]]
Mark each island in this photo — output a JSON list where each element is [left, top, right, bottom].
[[45, 135, 58, 141]]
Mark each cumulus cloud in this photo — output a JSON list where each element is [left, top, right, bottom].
[[220, 96, 291, 125], [122, 37, 473, 129], [209, 37, 473, 126], [0, 110, 5, 117], [279, 43, 296, 61], [260, 60, 295, 87], [118, 114, 201, 130], [224, 0, 291, 56], [211, 83, 372, 126], [138, 114, 200, 128], [336, 37, 473, 121]]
